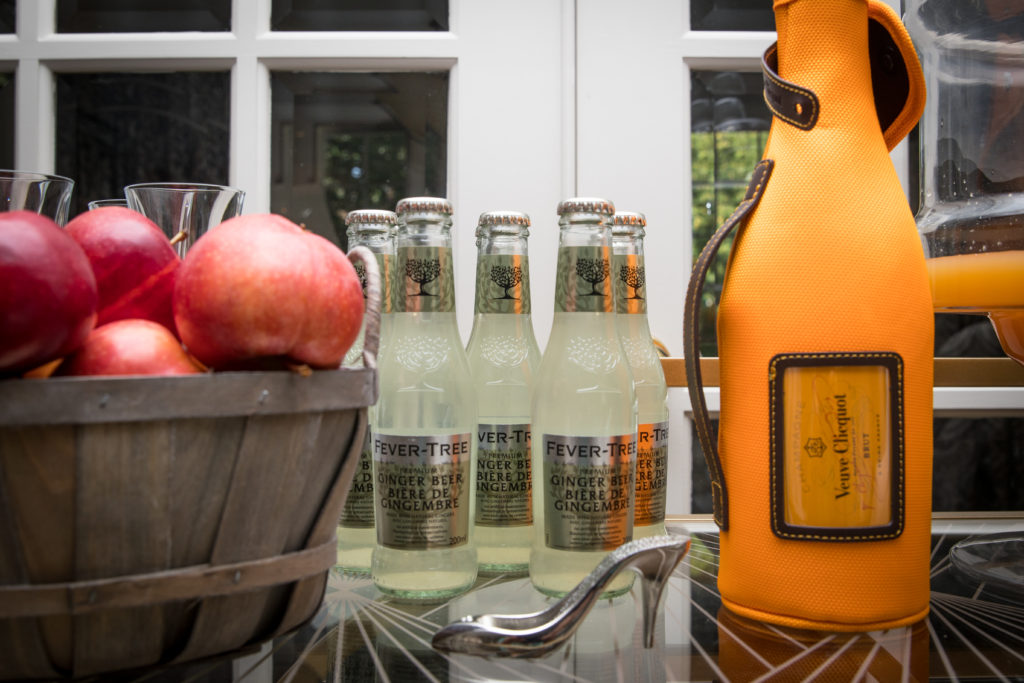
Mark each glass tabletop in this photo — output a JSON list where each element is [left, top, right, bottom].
[[91, 519, 1024, 682]]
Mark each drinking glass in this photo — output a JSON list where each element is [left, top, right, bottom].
[[125, 182, 244, 257], [0, 170, 75, 225], [87, 198, 129, 210]]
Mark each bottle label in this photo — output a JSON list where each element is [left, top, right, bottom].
[[555, 246, 615, 313], [397, 246, 455, 313], [769, 352, 904, 541], [612, 252, 647, 315], [373, 433, 472, 550], [339, 430, 375, 528], [542, 433, 636, 551], [474, 254, 531, 314], [352, 252, 395, 314], [634, 421, 668, 526], [475, 423, 532, 527]]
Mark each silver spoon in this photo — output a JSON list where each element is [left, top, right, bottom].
[[431, 534, 690, 658]]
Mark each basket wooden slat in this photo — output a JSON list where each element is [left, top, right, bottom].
[[0, 426, 75, 679], [175, 410, 348, 663]]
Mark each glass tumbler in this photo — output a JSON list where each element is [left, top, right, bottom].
[[0, 170, 75, 225], [125, 182, 245, 257], [87, 198, 129, 210]]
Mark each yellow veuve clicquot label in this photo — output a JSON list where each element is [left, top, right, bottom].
[[772, 354, 901, 538]]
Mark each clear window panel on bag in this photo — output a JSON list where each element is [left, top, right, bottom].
[[57, 0, 231, 33], [271, 0, 448, 31], [55, 72, 230, 219], [271, 71, 448, 250], [690, 0, 775, 31], [690, 70, 771, 357]]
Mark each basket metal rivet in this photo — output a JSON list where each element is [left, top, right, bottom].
[[88, 589, 97, 604], [98, 394, 110, 408], [258, 390, 269, 405], [233, 571, 242, 584]]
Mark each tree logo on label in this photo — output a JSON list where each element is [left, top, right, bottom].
[[490, 265, 522, 300], [406, 258, 441, 296], [354, 261, 368, 298], [576, 257, 609, 296], [619, 264, 645, 300]]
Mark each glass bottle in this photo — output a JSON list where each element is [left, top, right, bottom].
[[466, 211, 542, 574], [530, 197, 638, 598], [612, 212, 668, 538], [371, 196, 478, 601], [337, 209, 397, 574]]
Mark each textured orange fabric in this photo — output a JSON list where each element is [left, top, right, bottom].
[[715, 0, 933, 631]]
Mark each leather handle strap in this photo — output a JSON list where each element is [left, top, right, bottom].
[[684, 159, 774, 531], [762, 43, 819, 131]]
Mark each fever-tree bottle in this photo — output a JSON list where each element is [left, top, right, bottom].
[[612, 212, 668, 538], [530, 197, 638, 598], [337, 209, 397, 574], [371, 196, 478, 601], [466, 211, 541, 574]]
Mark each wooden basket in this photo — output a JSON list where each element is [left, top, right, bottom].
[[0, 248, 381, 679]]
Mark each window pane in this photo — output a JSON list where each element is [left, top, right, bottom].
[[0, 73, 12, 168], [271, 72, 449, 249], [690, 71, 771, 356], [0, 0, 14, 33], [57, 1, 230, 33], [691, 0, 774, 31], [56, 72, 230, 219], [271, 0, 448, 32], [691, 417, 1024, 514]]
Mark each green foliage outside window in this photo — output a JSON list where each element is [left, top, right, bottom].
[[690, 128, 769, 356]]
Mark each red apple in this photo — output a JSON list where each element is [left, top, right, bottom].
[[0, 211, 98, 375], [65, 206, 180, 335], [58, 319, 204, 377], [173, 214, 364, 369]]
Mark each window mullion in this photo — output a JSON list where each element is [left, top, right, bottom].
[[232, 58, 270, 214]]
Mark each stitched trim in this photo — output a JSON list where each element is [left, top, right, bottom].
[[768, 352, 905, 542]]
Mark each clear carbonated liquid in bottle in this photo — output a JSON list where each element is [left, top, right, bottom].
[[612, 212, 669, 538], [337, 209, 397, 574], [466, 211, 541, 574], [371, 197, 478, 600], [530, 198, 638, 598]]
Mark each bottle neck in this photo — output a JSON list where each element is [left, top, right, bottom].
[[396, 218, 456, 313], [773, 0, 874, 121], [554, 216, 615, 314], [612, 234, 648, 315], [474, 234, 532, 315], [350, 233, 396, 314]]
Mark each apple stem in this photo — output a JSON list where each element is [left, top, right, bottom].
[[286, 362, 313, 377], [170, 229, 188, 246]]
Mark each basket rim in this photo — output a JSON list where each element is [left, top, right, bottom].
[[0, 368, 377, 425]]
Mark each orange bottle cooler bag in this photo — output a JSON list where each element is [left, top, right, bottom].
[[684, 0, 934, 631]]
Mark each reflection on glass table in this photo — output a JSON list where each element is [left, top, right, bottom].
[[90, 520, 1024, 682]]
